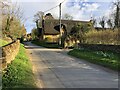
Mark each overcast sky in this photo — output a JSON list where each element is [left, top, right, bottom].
[[11, 0, 115, 33]]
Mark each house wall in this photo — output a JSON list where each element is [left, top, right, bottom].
[[42, 19, 93, 47], [44, 35, 59, 43]]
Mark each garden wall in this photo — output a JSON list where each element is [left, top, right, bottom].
[[1, 40, 20, 69], [78, 43, 120, 53]]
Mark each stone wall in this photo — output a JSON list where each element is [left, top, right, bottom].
[[1, 40, 20, 69], [78, 43, 120, 53]]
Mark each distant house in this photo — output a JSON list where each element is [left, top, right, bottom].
[[38, 13, 92, 44], [95, 27, 112, 31]]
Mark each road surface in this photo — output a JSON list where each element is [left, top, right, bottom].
[[25, 42, 118, 88]]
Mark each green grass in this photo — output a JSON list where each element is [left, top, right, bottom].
[[2, 44, 36, 89], [0, 39, 9, 47], [32, 40, 60, 49], [68, 49, 120, 71]]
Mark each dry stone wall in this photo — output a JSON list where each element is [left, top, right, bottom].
[[78, 43, 120, 53], [1, 40, 20, 69]]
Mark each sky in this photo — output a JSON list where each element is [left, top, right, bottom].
[[11, 0, 116, 33]]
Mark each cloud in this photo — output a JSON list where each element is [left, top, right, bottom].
[[84, 3, 100, 12], [11, 0, 64, 3], [11, 0, 65, 33], [11, 0, 114, 33], [61, 0, 100, 21]]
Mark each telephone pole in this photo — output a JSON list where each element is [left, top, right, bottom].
[[59, 3, 62, 46]]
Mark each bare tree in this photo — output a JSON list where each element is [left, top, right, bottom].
[[11, 3, 24, 22], [99, 16, 106, 29], [92, 17, 97, 27], [107, 19, 113, 29], [1, 0, 25, 40], [34, 11, 44, 28], [63, 13, 73, 20], [113, 0, 120, 28], [33, 11, 45, 40]]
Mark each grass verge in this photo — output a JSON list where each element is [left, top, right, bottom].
[[31, 40, 59, 49], [0, 39, 9, 47], [68, 49, 120, 71], [2, 44, 36, 89]]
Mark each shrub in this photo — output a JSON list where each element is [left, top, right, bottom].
[[85, 29, 120, 45]]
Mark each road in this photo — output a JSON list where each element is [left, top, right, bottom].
[[25, 42, 118, 88]]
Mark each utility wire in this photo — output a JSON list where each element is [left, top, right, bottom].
[[61, 0, 66, 4], [44, 5, 59, 13], [25, 0, 66, 20], [44, 0, 66, 13]]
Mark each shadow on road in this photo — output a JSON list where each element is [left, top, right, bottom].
[[25, 46, 41, 49]]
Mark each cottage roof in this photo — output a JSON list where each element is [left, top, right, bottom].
[[43, 19, 91, 35]]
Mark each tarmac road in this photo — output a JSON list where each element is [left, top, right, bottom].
[[25, 42, 118, 88]]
